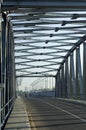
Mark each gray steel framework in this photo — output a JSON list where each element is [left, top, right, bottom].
[[0, 11, 16, 130], [0, 0, 86, 129]]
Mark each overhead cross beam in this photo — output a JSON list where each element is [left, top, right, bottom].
[[2, 0, 86, 11], [2, 1, 86, 77]]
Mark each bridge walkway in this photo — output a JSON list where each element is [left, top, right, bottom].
[[4, 97, 31, 130]]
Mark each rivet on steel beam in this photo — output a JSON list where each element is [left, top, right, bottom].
[[55, 27, 59, 32], [40, 53, 43, 55], [61, 21, 67, 26], [45, 40, 49, 44], [50, 34, 53, 37], [71, 14, 79, 19]]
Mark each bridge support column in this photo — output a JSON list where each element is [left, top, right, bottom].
[[70, 53, 76, 98], [83, 42, 86, 100]]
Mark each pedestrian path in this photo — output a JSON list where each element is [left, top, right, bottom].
[[4, 96, 31, 130]]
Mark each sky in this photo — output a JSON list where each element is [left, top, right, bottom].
[[17, 77, 55, 91]]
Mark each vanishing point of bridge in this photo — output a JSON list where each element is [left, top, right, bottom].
[[0, 0, 86, 130]]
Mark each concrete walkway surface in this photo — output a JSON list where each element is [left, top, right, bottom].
[[4, 96, 31, 130]]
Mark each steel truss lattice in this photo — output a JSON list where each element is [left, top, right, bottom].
[[1, 1, 86, 129], [2, 0, 86, 78], [4, 7, 86, 78]]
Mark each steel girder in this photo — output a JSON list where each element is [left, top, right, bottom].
[[2, 8, 86, 78], [1, 2, 86, 130], [0, 12, 16, 129], [1, 1, 86, 100], [2, 0, 86, 11]]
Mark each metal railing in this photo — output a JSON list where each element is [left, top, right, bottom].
[[0, 84, 15, 130]]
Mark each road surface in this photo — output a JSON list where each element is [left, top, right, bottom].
[[25, 97, 86, 130]]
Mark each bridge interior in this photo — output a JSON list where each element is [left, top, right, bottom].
[[0, 0, 86, 129]]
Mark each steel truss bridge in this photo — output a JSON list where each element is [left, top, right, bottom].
[[0, 0, 86, 129]]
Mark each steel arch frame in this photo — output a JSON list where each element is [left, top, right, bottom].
[[1, 1, 86, 129]]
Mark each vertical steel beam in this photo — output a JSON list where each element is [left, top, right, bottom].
[[0, 84, 2, 130], [60, 69, 62, 97], [0, 12, 2, 130], [5, 20, 9, 114], [2, 13, 6, 84], [83, 42, 86, 100], [76, 47, 83, 99], [2, 13, 6, 122], [66, 59, 71, 98], [76, 47, 80, 99], [7, 21, 12, 111], [70, 53, 76, 98], [70, 56, 72, 98], [55, 76, 58, 97], [59, 70, 62, 98], [55, 72, 60, 97], [65, 59, 69, 97], [65, 59, 69, 98], [57, 74, 60, 97], [11, 20, 16, 104], [0, 84, 4, 130], [60, 66, 64, 97]]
